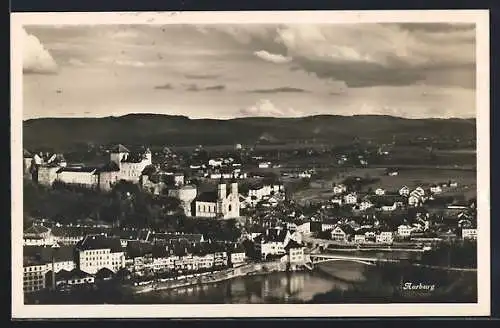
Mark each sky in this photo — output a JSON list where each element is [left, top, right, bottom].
[[22, 23, 476, 120]]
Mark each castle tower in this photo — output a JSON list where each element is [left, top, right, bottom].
[[143, 147, 152, 165]]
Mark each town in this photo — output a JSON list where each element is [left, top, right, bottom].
[[22, 137, 477, 302]]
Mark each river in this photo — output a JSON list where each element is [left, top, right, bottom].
[[130, 269, 352, 304]]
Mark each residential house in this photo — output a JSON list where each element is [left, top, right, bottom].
[[330, 225, 355, 243], [430, 185, 443, 194], [295, 222, 322, 235], [229, 244, 247, 266], [375, 188, 386, 196], [333, 184, 347, 194], [376, 231, 394, 244], [331, 196, 343, 206], [344, 193, 358, 205], [23, 223, 55, 247], [399, 186, 410, 197], [397, 224, 413, 238], [284, 239, 305, 264], [254, 228, 292, 260], [45, 268, 95, 289], [23, 245, 76, 293], [461, 228, 477, 240], [75, 235, 125, 274], [359, 200, 374, 211]]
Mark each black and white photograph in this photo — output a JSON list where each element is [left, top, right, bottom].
[[11, 10, 490, 318]]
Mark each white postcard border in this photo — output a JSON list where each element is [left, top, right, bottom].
[[11, 10, 491, 318]]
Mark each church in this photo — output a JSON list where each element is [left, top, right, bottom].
[[192, 178, 240, 219]]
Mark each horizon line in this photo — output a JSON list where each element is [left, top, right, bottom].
[[22, 112, 477, 122]]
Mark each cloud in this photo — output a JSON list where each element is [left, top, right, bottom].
[[23, 28, 58, 74], [185, 84, 226, 92], [68, 58, 85, 66], [204, 85, 226, 91], [239, 99, 303, 118], [248, 87, 309, 94], [273, 24, 475, 88], [254, 50, 292, 64], [154, 83, 174, 90], [184, 73, 220, 80]]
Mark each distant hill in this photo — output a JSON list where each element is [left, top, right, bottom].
[[22, 114, 476, 151]]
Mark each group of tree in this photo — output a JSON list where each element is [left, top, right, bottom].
[[23, 179, 241, 241]]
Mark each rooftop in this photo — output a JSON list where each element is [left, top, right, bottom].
[[75, 235, 123, 253], [23, 245, 75, 266], [111, 144, 130, 153]]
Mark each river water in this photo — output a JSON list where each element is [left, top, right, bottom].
[[132, 268, 356, 304]]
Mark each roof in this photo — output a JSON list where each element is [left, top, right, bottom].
[[111, 144, 130, 153], [56, 167, 97, 174], [51, 226, 109, 238], [99, 162, 120, 172], [75, 235, 123, 252], [95, 267, 115, 279], [152, 233, 204, 244], [284, 239, 303, 251], [126, 240, 153, 258], [255, 229, 289, 243], [47, 268, 93, 280], [121, 152, 148, 163], [196, 191, 218, 202], [23, 149, 32, 157], [24, 224, 50, 236], [24, 245, 75, 266], [332, 224, 356, 235]]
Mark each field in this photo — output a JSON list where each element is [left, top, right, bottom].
[[292, 166, 476, 203]]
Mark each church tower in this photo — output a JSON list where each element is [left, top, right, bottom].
[[217, 178, 226, 217], [231, 175, 238, 196], [110, 144, 130, 168]]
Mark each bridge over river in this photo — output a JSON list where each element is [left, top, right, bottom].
[[303, 253, 401, 270]]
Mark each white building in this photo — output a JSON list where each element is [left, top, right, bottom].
[[344, 193, 358, 205], [462, 228, 477, 240], [359, 200, 374, 211], [254, 228, 292, 260], [192, 180, 240, 219], [430, 185, 443, 194], [399, 186, 410, 197], [375, 188, 386, 196], [23, 245, 76, 293], [397, 225, 413, 238], [258, 162, 271, 169], [36, 165, 61, 186], [376, 231, 394, 244], [331, 197, 343, 206], [230, 244, 246, 265], [284, 240, 305, 264], [99, 144, 153, 191], [333, 184, 347, 194], [75, 235, 125, 274], [56, 167, 99, 188]]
